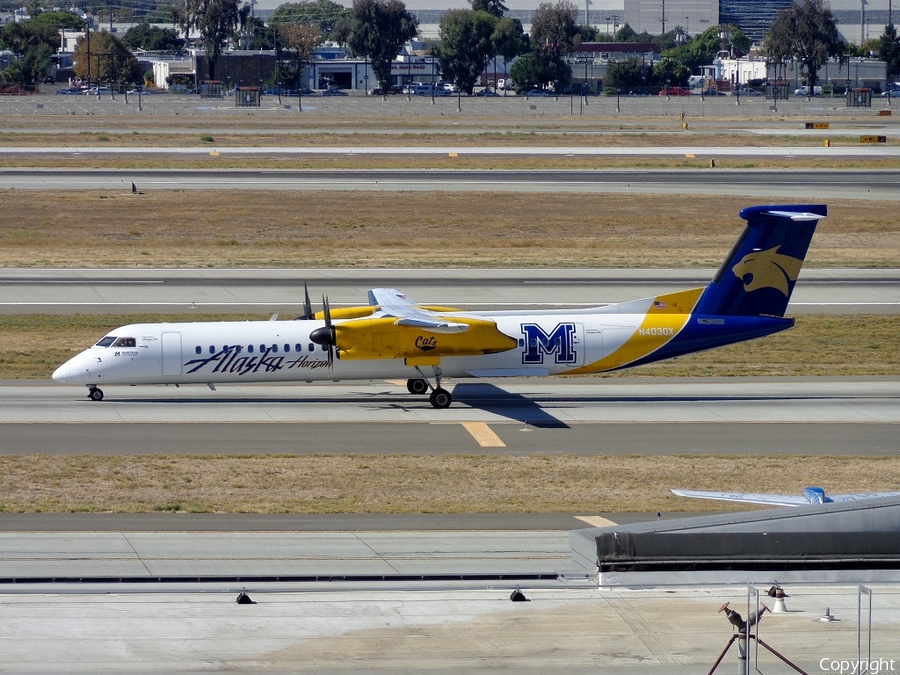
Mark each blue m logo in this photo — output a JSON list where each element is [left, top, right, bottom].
[[521, 323, 578, 365]]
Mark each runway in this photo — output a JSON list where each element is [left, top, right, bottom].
[[3, 268, 899, 314], [2, 167, 900, 200], [4, 378, 899, 453]]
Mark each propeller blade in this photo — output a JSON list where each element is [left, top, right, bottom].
[[309, 295, 337, 362], [297, 281, 315, 320], [323, 295, 335, 362]]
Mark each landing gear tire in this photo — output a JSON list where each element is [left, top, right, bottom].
[[88, 387, 104, 402], [429, 388, 452, 409], [406, 378, 429, 395]]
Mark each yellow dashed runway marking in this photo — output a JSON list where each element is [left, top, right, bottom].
[[461, 422, 506, 447], [575, 516, 618, 527]]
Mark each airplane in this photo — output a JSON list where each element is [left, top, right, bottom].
[[670, 487, 900, 507], [53, 203, 825, 409]]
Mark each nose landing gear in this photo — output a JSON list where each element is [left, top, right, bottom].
[[87, 386, 104, 401]]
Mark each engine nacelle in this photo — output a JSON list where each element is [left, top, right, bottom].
[[333, 317, 517, 360]]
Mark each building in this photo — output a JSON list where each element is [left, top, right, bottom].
[[719, 0, 790, 42], [715, 55, 888, 91]]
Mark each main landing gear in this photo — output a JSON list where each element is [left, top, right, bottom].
[[409, 365, 453, 409], [87, 386, 104, 401]]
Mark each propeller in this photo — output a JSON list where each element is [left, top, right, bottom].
[[296, 281, 315, 320], [309, 295, 336, 362]]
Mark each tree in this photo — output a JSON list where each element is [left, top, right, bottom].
[[763, 0, 844, 90], [1, 41, 51, 85], [123, 23, 183, 51], [246, 17, 275, 50], [879, 24, 900, 81], [346, 0, 417, 92], [0, 20, 60, 85], [27, 10, 85, 32], [271, 0, 350, 37], [470, 0, 506, 19], [604, 56, 647, 89], [529, 1, 578, 89], [664, 24, 749, 72], [509, 51, 553, 90], [439, 9, 496, 94], [651, 58, 690, 88], [278, 23, 322, 87], [72, 30, 142, 84], [175, 0, 203, 44], [195, 0, 241, 80], [491, 16, 528, 85]]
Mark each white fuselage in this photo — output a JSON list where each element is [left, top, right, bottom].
[[52, 309, 651, 387]]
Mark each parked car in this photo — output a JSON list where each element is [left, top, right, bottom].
[[475, 87, 499, 97], [794, 85, 823, 96], [496, 78, 515, 90], [368, 85, 402, 96], [701, 88, 727, 96], [525, 89, 552, 97], [321, 87, 348, 96], [658, 86, 691, 96], [413, 84, 449, 97]]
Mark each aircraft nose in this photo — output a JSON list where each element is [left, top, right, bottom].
[[53, 352, 94, 383], [52, 360, 75, 382]]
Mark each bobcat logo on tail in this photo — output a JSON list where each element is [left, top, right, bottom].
[[731, 246, 803, 297]]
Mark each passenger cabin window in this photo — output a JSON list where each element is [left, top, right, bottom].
[[112, 337, 136, 348], [195, 346, 202, 355], [96, 336, 116, 347]]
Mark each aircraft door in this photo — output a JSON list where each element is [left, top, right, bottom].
[[161, 332, 183, 376]]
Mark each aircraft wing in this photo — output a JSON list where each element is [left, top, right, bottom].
[[367, 287, 470, 334], [829, 491, 900, 502], [670, 489, 809, 507]]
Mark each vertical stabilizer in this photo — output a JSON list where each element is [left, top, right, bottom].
[[693, 204, 826, 317]]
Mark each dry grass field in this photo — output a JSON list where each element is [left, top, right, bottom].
[[1, 190, 898, 268], [2, 453, 899, 514]]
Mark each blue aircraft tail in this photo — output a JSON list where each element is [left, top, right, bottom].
[[693, 204, 826, 318]]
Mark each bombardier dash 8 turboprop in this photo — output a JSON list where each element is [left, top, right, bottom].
[[54, 204, 825, 408]]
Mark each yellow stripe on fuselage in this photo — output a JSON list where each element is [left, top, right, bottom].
[[568, 287, 704, 374]]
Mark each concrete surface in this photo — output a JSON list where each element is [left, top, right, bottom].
[[1, 530, 898, 673]]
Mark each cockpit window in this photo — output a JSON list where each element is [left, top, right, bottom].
[[112, 337, 136, 348], [95, 336, 116, 347]]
